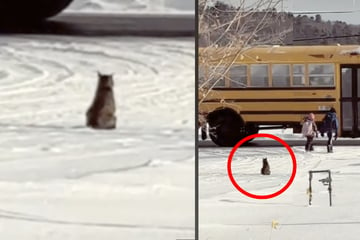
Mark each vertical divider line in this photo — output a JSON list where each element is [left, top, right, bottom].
[[195, 0, 199, 239]]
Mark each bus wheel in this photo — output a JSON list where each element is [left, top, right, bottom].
[[200, 124, 208, 140], [207, 108, 245, 147], [0, 0, 74, 22], [244, 123, 259, 142]]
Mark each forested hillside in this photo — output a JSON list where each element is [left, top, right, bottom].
[[199, 1, 360, 46]]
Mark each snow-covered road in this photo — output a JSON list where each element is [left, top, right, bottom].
[[199, 130, 360, 239], [0, 35, 194, 239]]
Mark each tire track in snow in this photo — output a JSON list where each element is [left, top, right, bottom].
[[0, 36, 194, 129]]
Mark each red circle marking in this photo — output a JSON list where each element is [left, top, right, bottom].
[[227, 133, 297, 199]]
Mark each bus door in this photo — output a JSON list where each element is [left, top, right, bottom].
[[340, 65, 360, 137]]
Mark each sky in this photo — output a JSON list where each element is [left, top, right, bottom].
[[220, 0, 360, 24]]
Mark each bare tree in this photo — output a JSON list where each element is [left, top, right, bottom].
[[198, 0, 291, 104]]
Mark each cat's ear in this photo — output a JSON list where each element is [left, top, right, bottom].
[[97, 71, 102, 77]]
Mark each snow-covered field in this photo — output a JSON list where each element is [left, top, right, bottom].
[[67, 0, 194, 13], [199, 129, 360, 239], [0, 36, 194, 239]]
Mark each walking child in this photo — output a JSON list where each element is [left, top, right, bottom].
[[302, 113, 318, 152], [320, 107, 339, 153]]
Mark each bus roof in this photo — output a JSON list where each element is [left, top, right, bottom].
[[199, 45, 360, 63]]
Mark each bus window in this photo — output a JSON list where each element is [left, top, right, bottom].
[[199, 66, 226, 88], [293, 64, 306, 86], [229, 65, 247, 88], [272, 64, 290, 87], [250, 64, 269, 87], [342, 102, 353, 131], [199, 66, 206, 86], [208, 66, 226, 88], [308, 64, 335, 86], [341, 68, 352, 97]]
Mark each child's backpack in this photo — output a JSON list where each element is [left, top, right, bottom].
[[322, 112, 337, 130], [302, 120, 313, 137]]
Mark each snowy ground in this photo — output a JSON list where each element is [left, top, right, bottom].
[[67, 0, 194, 13], [199, 129, 360, 239], [0, 36, 194, 239]]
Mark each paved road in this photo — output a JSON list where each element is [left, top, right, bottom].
[[199, 139, 360, 148], [0, 13, 194, 37]]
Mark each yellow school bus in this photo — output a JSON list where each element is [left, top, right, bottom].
[[199, 45, 360, 146]]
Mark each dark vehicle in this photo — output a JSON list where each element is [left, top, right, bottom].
[[0, 0, 73, 22]]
